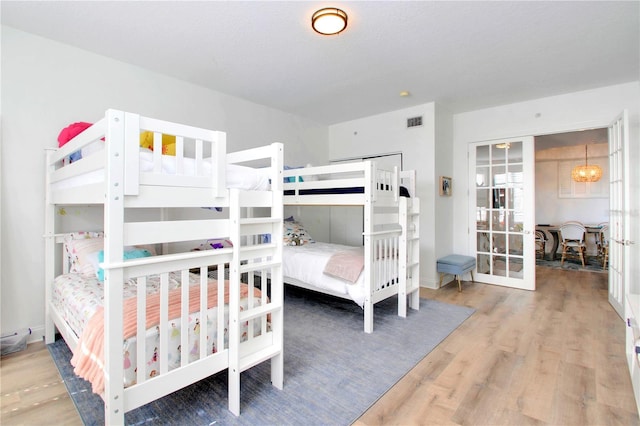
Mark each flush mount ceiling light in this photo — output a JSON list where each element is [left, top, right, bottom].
[[496, 142, 511, 149], [312, 8, 348, 35], [572, 144, 602, 182]]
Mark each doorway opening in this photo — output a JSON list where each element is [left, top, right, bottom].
[[534, 128, 609, 274]]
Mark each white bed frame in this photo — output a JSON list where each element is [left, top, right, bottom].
[[282, 162, 420, 333], [44, 109, 284, 424]]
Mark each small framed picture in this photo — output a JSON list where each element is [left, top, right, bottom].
[[439, 176, 452, 196]]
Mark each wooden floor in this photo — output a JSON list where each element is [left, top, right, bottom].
[[1, 338, 81, 425], [1, 266, 638, 425], [356, 267, 639, 425]]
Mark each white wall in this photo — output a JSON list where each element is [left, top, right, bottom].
[[0, 26, 328, 340], [434, 105, 454, 270], [452, 82, 640, 284], [535, 143, 609, 227], [328, 103, 450, 288]]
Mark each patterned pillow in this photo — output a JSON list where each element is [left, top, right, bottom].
[[63, 232, 157, 277], [283, 220, 314, 246], [63, 232, 104, 275]]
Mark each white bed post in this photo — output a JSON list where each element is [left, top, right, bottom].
[[399, 196, 409, 318], [270, 143, 284, 390], [103, 109, 127, 425], [363, 162, 374, 333], [228, 188, 241, 416], [44, 148, 57, 344], [212, 131, 226, 198], [408, 196, 421, 310]]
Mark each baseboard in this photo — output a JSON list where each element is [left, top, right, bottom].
[[27, 325, 44, 344], [420, 278, 440, 290]]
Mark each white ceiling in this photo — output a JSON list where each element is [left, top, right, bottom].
[[2, 1, 638, 125], [535, 128, 608, 151]]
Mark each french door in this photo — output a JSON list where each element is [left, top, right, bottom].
[[469, 137, 536, 290], [608, 110, 630, 319]]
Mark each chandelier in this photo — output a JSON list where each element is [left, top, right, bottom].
[[571, 145, 602, 183]]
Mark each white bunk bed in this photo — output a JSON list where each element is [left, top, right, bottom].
[[282, 162, 420, 333], [44, 109, 284, 424]]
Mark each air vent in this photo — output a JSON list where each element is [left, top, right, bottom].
[[407, 116, 422, 128]]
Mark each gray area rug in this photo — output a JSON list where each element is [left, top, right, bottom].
[[48, 286, 474, 425], [536, 255, 607, 273]]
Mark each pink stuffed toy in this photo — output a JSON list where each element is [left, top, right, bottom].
[[57, 122, 105, 163], [57, 122, 93, 147]]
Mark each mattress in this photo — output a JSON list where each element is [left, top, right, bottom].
[[52, 148, 271, 192], [282, 242, 366, 307], [284, 185, 410, 197], [52, 271, 265, 390]]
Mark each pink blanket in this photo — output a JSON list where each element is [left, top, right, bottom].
[[70, 280, 259, 394], [323, 249, 364, 283]]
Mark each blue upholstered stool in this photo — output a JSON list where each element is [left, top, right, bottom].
[[437, 254, 476, 292]]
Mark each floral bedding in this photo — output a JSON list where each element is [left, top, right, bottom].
[[51, 272, 266, 393]]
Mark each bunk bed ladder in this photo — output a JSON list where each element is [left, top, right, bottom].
[[399, 196, 421, 317], [44, 149, 57, 345], [228, 192, 284, 416]]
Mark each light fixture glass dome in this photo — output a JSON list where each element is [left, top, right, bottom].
[[571, 145, 602, 182], [312, 8, 348, 35]]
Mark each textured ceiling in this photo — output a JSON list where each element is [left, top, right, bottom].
[[2, 1, 639, 125]]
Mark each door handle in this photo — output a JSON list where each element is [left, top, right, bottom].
[[612, 238, 636, 246]]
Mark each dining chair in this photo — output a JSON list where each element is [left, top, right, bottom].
[[559, 222, 587, 267], [597, 223, 609, 269], [534, 230, 547, 259], [564, 220, 585, 226]]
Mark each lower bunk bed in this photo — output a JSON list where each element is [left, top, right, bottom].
[[44, 109, 284, 424], [50, 244, 266, 397], [282, 163, 421, 333], [48, 236, 278, 423]]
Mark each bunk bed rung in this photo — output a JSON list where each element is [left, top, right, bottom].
[[240, 219, 280, 236], [240, 243, 278, 259], [239, 302, 282, 322], [105, 248, 233, 269], [240, 217, 281, 225], [123, 352, 229, 412], [239, 259, 281, 274], [363, 229, 403, 237], [239, 345, 282, 373]]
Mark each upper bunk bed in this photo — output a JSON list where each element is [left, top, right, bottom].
[[44, 109, 284, 423], [282, 161, 406, 206]]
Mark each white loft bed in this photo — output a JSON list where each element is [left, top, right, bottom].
[[44, 109, 284, 424], [282, 162, 420, 333]]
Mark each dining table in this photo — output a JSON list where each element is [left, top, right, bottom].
[[536, 224, 604, 261]]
